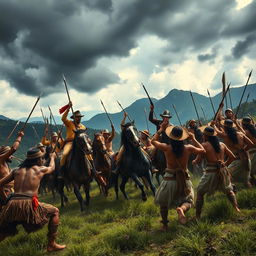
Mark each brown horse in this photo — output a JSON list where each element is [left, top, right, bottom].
[[92, 133, 118, 198]]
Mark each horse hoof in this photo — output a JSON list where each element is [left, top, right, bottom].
[[142, 195, 147, 201]]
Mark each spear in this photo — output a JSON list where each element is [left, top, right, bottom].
[[172, 104, 182, 126], [228, 83, 233, 110], [32, 125, 40, 141], [235, 70, 253, 117], [141, 82, 157, 118], [51, 124, 65, 154], [4, 120, 20, 145], [200, 105, 207, 122], [100, 100, 114, 126], [48, 105, 61, 135], [62, 75, 75, 122], [240, 93, 250, 118], [207, 89, 216, 116], [116, 100, 132, 122], [40, 108, 47, 124], [143, 108, 150, 133], [20, 94, 41, 132], [222, 72, 228, 108], [189, 91, 200, 122], [213, 83, 231, 121]]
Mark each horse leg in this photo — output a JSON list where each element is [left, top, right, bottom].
[[83, 182, 90, 207], [57, 179, 68, 207], [131, 174, 147, 201], [120, 176, 129, 200], [145, 171, 156, 196], [114, 173, 119, 200], [73, 184, 84, 212]]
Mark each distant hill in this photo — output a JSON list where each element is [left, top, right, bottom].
[[0, 115, 10, 120], [84, 84, 256, 131]]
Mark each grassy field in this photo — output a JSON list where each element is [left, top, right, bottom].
[[1, 177, 256, 256]]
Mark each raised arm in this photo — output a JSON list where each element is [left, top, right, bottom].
[[149, 104, 160, 126], [61, 102, 72, 125], [40, 153, 56, 175], [1, 131, 24, 161], [151, 121, 169, 151], [188, 132, 206, 155], [108, 124, 115, 142]]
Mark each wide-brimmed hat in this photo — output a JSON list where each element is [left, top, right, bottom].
[[160, 110, 172, 118], [199, 126, 217, 136], [140, 130, 150, 137], [102, 129, 110, 134], [51, 132, 58, 137], [165, 126, 189, 141], [225, 108, 233, 114], [70, 110, 84, 119], [242, 116, 252, 125], [26, 148, 45, 160], [36, 142, 44, 148], [188, 119, 196, 126], [0, 146, 11, 156]]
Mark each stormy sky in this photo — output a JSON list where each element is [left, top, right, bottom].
[[0, 0, 255, 119]]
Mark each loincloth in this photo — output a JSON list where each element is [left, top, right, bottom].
[[0, 194, 57, 236]]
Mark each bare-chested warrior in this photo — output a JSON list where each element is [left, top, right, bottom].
[[214, 119, 254, 187], [0, 131, 24, 206], [0, 148, 66, 252], [151, 121, 205, 230], [193, 126, 240, 219]]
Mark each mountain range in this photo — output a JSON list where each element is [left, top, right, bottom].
[[2, 84, 255, 132]]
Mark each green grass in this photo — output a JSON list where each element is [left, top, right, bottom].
[[2, 180, 256, 255]]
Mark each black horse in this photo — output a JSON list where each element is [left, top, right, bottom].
[[118, 122, 156, 201], [41, 146, 69, 207], [63, 129, 92, 211]]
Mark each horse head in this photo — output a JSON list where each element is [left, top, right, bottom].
[[121, 121, 140, 148], [73, 129, 92, 154], [93, 133, 107, 153]]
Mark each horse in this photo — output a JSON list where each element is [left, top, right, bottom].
[[92, 133, 119, 199], [41, 146, 69, 207], [117, 122, 156, 201], [63, 129, 92, 211], [152, 149, 166, 185]]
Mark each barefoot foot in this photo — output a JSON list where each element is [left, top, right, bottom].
[[47, 242, 66, 252], [176, 207, 187, 224]]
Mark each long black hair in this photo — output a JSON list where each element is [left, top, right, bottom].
[[19, 157, 40, 168], [224, 126, 238, 144], [244, 123, 256, 138], [170, 139, 184, 158], [207, 136, 221, 153]]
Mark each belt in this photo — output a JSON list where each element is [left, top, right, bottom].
[[163, 175, 190, 181]]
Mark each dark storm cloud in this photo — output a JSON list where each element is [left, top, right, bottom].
[[231, 33, 256, 59], [0, 0, 256, 96], [198, 47, 218, 63]]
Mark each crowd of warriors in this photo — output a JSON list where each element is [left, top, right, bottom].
[[0, 100, 256, 250]]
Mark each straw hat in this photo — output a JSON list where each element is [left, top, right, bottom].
[[102, 129, 110, 134], [140, 130, 150, 137], [225, 108, 233, 114], [51, 132, 58, 137], [242, 116, 251, 125], [165, 126, 189, 141], [36, 142, 44, 148], [0, 146, 11, 156], [188, 119, 196, 126], [70, 110, 84, 119], [26, 148, 45, 160], [199, 126, 217, 136]]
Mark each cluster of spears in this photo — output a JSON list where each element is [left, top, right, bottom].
[[0, 69, 255, 250]]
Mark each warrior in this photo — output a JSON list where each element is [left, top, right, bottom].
[[36, 142, 46, 154], [241, 117, 256, 178], [102, 124, 115, 157], [60, 102, 87, 169], [0, 131, 24, 206], [149, 104, 172, 143], [41, 126, 64, 154], [214, 119, 254, 187], [0, 148, 66, 252], [152, 121, 205, 230], [140, 130, 155, 156], [187, 119, 203, 143], [194, 126, 240, 219]]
